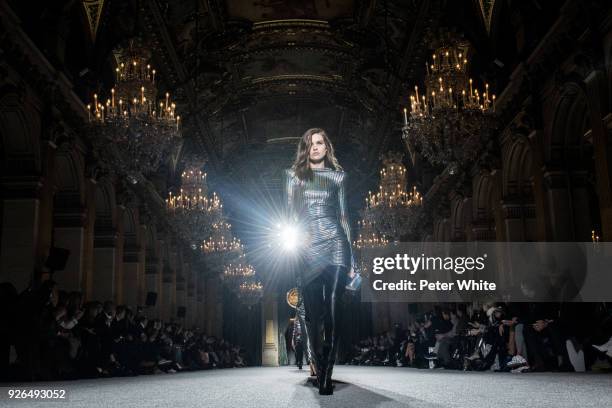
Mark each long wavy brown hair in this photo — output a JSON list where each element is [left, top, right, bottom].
[[291, 128, 343, 181]]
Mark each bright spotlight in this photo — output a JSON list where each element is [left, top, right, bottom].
[[277, 223, 300, 251]]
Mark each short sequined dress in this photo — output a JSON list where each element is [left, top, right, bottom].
[[285, 168, 354, 284]]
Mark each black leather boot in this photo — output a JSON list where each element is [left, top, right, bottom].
[[321, 361, 334, 395], [317, 364, 328, 395]]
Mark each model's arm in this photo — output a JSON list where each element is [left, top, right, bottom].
[[284, 169, 296, 221], [338, 173, 354, 272]]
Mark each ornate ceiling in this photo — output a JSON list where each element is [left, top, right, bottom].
[[14, 0, 498, 210], [139, 0, 435, 181]]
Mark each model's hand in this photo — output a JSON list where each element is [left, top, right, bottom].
[[348, 268, 355, 279]]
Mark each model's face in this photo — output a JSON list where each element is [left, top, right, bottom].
[[309, 133, 327, 162]]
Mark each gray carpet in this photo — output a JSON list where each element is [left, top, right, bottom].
[[1, 366, 611, 408]]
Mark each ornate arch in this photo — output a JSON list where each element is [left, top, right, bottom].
[[472, 171, 500, 240], [502, 136, 534, 198], [0, 88, 42, 175], [433, 218, 450, 242], [547, 81, 591, 166], [450, 196, 472, 241], [94, 180, 117, 232]]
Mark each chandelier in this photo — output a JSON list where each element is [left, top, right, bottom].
[[87, 40, 181, 183], [402, 35, 494, 168], [366, 152, 422, 241], [201, 220, 242, 254], [223, 254, 256, 289], [237, 280, 264, 306], [166, 167, 223, 247], [354, 209, 388, 280], [354, 214, 389, 249]]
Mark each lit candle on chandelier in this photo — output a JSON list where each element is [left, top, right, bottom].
[[403, 108, 408, 126], [469, 79, 473, 100]]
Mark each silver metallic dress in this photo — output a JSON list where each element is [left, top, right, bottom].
[[285, 168, 354, 285]]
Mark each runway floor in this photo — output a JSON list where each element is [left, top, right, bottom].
[[1, 366, 611, 408]]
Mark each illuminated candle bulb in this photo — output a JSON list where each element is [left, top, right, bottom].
[[403, 108, 408, 125], [111, 88, 115, 108]]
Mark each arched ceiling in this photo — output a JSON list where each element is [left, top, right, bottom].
[[142, 0, 435, 180]]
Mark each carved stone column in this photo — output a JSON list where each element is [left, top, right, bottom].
[[543, 170, 574, 241], [91, 227, 119, 302], [196, 272, 206, 329], [185, 263, 196, 328], [261, 292, 279, 367], [144, 245, 161, 318], [585, 71, 612, 240], [528, 130, 552, 240], [501, 200, 537, 241], [175, 260, 187, 325], [82, 179, 97, 300], [53, 206, 87, 292], [1, 176, 44, 291], [122, 244, 141, 309], [205, 277, 222, 336], [161, 258, 175, 323]]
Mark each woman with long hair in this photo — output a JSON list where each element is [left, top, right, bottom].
[[285, 128, 356, 395]]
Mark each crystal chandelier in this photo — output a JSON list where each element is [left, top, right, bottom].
[[223, 253, 256, 289], [237, 280, 264, 306], [354, 209, 388, 280], [402, 35, 494, 168], [354, 213, 389, 249], [366, 152, 422, 241], [166, 167, 223, 247], [201, 220, 242, 254], [87, 40, 181, 183]]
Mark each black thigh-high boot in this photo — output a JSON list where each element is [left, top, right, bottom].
[[302, 274, 325, 387], [320, 265, 347, 394]]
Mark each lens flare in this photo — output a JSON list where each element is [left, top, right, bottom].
[[277, 223, 300, 251]]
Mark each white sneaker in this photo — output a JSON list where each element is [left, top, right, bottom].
[[506, 355, 528, 369], [592, 336, 612, 353], [566, 340, 585, 372]]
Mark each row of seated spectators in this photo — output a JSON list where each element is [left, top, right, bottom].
[[346, 302, 612, 373], [0, 280, 247, 382]]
